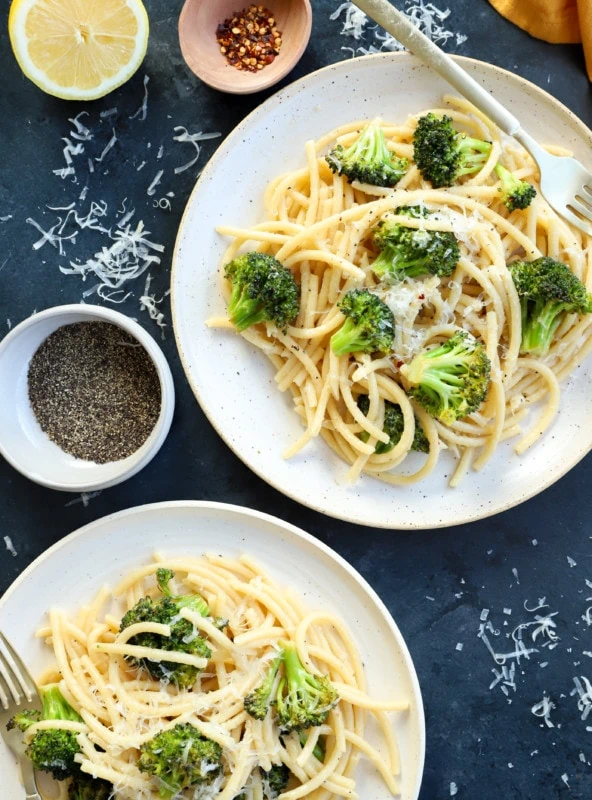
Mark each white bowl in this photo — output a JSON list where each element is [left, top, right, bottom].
[[0, 305, 175, 492]]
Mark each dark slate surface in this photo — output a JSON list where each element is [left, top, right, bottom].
[[1, 1, 591, 797]]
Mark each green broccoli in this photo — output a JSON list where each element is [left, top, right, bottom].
[[509, 257, 592, 355], [357, 395, 429, 454], [224, 251, 300, 332], [400, 331, 491, 424], [413, 113, 492, 188], [371, 205, 460, 281], [330, 289, 395, 356], [68, 773, 113, 800], [8, 684, 83, 781], [244, 652, 283, 720], [119, 568, 212, 689], [138, 723, 222, 799], [263, 764, 290, 796], [235, 764, 291, 800], [326, 121, 408, 187], [275, 641, 339, 732], [494, 163, 536, 211], [299, 732, 325, 762]]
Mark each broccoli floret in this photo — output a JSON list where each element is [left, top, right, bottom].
[[120, 568, 211, 689], [224, 251, 300, 332], [9, 684, 83, 781], [326, 122, 408, 187], [138, 723, 222, 799], [357, 395, 429, 454], [263, 764, 290, 796], [331, 289, 395, 356], [371, 205, 460, 281], [68, 773, 113, 800], [413, 113, 492, 188], [275, 641, 339, 732], [494, 163, 536, 211], [235, 764, 291, 800], [244, 652, 283, 720], [509, 257, 592, 356], [400, 331, 491, 424], [299, 732, 325, 762]]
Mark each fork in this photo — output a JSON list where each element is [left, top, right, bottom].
[[352, 0, 592, 237], [0, 632, 43, 800]]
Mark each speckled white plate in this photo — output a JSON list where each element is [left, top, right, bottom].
[[0, 501, 425, 799], [171, 53, 592, 529]]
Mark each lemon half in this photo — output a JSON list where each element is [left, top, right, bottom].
[[8, 0, 149, 101]]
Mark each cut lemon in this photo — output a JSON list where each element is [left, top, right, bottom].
[[8, 0, 149, 101]]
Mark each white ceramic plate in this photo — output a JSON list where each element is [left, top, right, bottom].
[[171, 53, 592, 529], [0, 501, 425, 799]]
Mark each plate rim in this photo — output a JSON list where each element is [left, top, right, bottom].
[[0, 499, 426, 799], [170, 52, 592, 529]]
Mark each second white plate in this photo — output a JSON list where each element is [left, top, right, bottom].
[[0, 501, 425, 800], [171, 53, 592, 528]]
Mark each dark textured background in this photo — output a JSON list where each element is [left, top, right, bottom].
[[1, 0, 591, 797]]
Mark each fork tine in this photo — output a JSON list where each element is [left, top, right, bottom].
[[569, 198, 592, 221], [0, 653, 22, 706], [0, 633, 36, 701], [560, 206, 592, 237], [0, 667, 11, 710], [574, 194, 592, 212], [582, 184, 592, 200]]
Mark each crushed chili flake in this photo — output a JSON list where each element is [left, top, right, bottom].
[[216, 5, 282, 73]]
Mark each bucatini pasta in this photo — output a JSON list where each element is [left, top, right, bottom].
[[209, 96, 592, 487], [32, 554, 408, 799]]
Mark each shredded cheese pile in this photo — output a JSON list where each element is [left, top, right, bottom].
[[330, 0, 467, 56]]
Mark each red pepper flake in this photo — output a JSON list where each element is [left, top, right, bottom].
[[396, 360, 404, 368], [418, 293, 425, 300], [216, 5, 283, 73]]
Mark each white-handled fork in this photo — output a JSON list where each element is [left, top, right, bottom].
[[353, 0, 592, 237], [0, 632, 42, 800]]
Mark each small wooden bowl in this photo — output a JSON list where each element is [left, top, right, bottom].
[[179, 0, 312, 94]]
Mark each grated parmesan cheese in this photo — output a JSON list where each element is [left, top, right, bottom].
[[95, 128, 118, 163], [129, 75, 150, 122], [331, 0, 467, 56], [65, 491, 102, 508], [146, 169, 164, 196], [173, 127, 222, 175], [139, 274, 169, 339], [4, 535, 17, 557], [571, 676, 592, 721], [60, 219, 164, 300], [531, 695, 555, 728]]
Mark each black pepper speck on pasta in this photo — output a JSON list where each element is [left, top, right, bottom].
[[27, 322, 161, 464]]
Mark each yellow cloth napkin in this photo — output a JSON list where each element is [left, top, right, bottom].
[[489, 0, 592, 80]]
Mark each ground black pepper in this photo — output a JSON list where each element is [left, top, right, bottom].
[[27, 322, 161, 464], [216, 5, 282, 73]]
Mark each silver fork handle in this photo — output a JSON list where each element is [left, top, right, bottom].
[[21, 758, 42, 800], [352, 0, 522, 136]]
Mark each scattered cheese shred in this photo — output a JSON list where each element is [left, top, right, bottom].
[[331, 0, 467, 56], [173, 127, 221, 175], [146, 169, 164, 196], [130, 75, 150, 122], [65, 491, 102, 508], [95, 129, 118, 163], [139, 273, 169, 338], [3, 535, 17, 557], [531, 695, 556, 728]]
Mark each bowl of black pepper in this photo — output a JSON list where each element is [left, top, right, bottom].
[[178, 0, 312, 94], [0, 305, 175, 492]]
